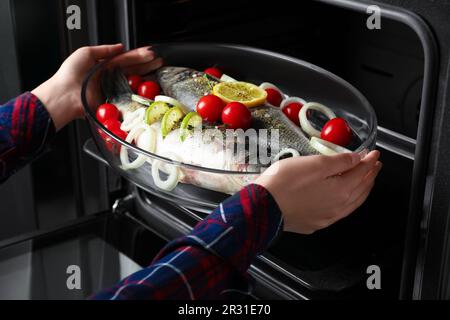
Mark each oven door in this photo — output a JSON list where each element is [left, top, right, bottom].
[[0, 210, 168, 300], [0, 191, 299, 300]]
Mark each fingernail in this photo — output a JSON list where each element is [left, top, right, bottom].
[[138, 47, 153, 57], [148, 44, 160, 56]]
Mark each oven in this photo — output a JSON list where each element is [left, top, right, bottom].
[[0, 0, 449, 300]]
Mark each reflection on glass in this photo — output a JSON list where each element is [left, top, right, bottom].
[[0, 236, 143, 300]]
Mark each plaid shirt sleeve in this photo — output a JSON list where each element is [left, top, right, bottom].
[[0, 92, 56, 183], [92, 184, 284, 300]]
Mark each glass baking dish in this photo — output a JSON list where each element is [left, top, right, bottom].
[[81, 43, 377, 209]]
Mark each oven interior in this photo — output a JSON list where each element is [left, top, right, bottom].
[[120, 0, 424, 298]]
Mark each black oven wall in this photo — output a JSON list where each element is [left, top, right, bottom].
[[0, 0, 66, 240], [370, 0, 450, 301], [0, 0, 117, 237]]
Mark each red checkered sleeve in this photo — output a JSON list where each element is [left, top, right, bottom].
[[93, 184, 284, 300], [0, 92, 56, 182]]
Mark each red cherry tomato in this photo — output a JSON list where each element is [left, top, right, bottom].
[[99, 119, 122, 140], [321, 118, 353, 147], [138, 81, 160, 100], [196, 95, 225, 123], [104, 129, 128, 153], [103, 119, 122, 132], [282, 102, 303, 126], [204, 67, 223, 79], [222, 102, 252, 130], [96, 103, 120, 123], [127, 75, 143, 93], [112, 129, 128, 141], [265, 88, 283, 107]]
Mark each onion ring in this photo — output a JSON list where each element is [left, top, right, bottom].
[[151, 152, 181, 191], [299, 102, 337, 138], [155, 95, 188, 113], [120, 124, 155, 170], [120, 108, 145, 132], [131, 94, 153, 106], [309, 137, 351, 156], [259, 82, 281, 91], [259, 82, 288, 105], [280, 97, 307, 110], [272, 148, 300, 163], [220, 74, 237, 82]]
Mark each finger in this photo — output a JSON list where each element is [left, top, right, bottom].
[[108, 47, 156, 69], [321, 152, 362, 178], [347, 161, 382, 204], [339, 150, 380, 189], [89, 43, 124, 60], [339, 161, 382, 219], [338, 181, 374, 220], [122, 57, 164, 76]]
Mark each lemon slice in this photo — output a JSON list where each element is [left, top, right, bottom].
[[161, 107, 184, 138], [213, 81, 267, 107], [180, 112, 202, 141]]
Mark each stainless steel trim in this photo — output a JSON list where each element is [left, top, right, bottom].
[[249, 264, 309, 300], [86, 0, 98, 45], [257, 255, 312, 290], [377, 126, 416, 160], [115, 0, 130, 49]]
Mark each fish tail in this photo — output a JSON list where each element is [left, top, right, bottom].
[[102, 68, 133, 100]]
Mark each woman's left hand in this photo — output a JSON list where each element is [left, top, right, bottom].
[[32, 44, 163, 131]]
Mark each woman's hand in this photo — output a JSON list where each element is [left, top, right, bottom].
[[32, 44, 163, 131], [255, 151, 382, 234]]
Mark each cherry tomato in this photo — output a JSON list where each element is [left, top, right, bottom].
[[222, 102, 252, 130], [104, 129, 128, 153], [138, 81, 160, 100], [265, 88, 283, 107], [204, 67, 223, 79], [127, 75, 143, 93], [99, 119, 121, 140], [96, 103, 120, 123], [112, 129, 128, 141], [321, 118, 353, 147], [282, 102, 303, 126], [103, 119, 122, 132], [196, 94, 225, 123]]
